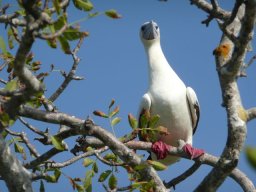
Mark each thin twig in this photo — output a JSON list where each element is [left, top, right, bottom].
[[50, 146, 109, 168], [5, 129, 40, 158], [164, 162, 201, 189], [223, 0, 244, 27], [201, 0, 219, 26], [19, 117, 46, 136], [36, 24, 68, 40], [24, 148, 62, 169], [190, 0, 231, 24], [95, 151, 125, 166], [49, 36, 85, 102], [0, 4, 10, 14]]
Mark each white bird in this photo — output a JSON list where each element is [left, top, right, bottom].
[[138, 21, 201, 165]]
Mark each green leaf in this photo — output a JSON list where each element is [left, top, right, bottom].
[[14, 142, 26, 160], [98, 170, 112, 182], [1, 130, 8, 139], [93, 110, 108, 118], [108, 99, 115, 109], [134, 163, 147, 171], [0, 112, 16, 127], [63, 27, 89, 41], [246, 146, 256, 170], [73, 0, 93, 11], [40, 180, 45, 192], [147, 160, 167, 171], [105, 9, 122, 19], [0, 36, 7, 54], [53, 0, 61, 15], [139, 114, 148, 128], [108, 174, 117, 190], [45, 169, 61, 183], [83, 158, 94, 167], [92, 162, 98, 173], [76, 184, 84, 192], [103, 153, 117, 162], [46, 38, 57, 48], [7, 28, 14, 49], [58, 36, 71, 54], [51, 135, 66, 151], [109, 106, 119, 118], [54, 15, 66, 31], [84, 170, 94, 190], [128, 113, 138, 129], [54, 169, 61, 181], [149, 115, 160, 128], [14, 142, 24, 154], [131, 181, 148, 190], [4, 79, 18, 91], [111, 117, 121, 126]]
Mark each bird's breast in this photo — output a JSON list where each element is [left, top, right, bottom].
[[148, 85, 193, 146]]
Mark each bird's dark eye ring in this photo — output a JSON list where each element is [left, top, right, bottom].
[[141, 26, 146, 31], [155, 26, 159, 30]]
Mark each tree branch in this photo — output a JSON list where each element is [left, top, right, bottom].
[[82, 138, 256, 191], [5, 128, 40, 158], [19, 105, 256, 191], [246, 107, 256, 122], [164, 162, 201, 189], [224, 1, 256, 76], [190, 0, 230, 24], [49, 36, 85, 102], [25, 148, 62, 169], [51, 147, 109, 168], [194, 1, 256, 191], [0, 136, 33, 192], [19, 107, 167, 191]]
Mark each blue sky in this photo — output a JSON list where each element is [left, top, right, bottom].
[[1, 0, 256, 191]]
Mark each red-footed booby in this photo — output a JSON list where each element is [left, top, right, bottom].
[[138, 21, 203, 165]]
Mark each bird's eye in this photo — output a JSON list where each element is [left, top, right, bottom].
[[141, 26, 146, 31], [155, 26, 159, 30]]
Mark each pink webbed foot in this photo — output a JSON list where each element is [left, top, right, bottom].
[[151, 140, 171, 160], [182, 144, 204, 159]]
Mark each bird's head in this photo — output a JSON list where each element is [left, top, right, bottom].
[[140, 20, 160, 46]]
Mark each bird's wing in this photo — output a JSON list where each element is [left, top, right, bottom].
[[137, 93, 151, 124], [186, 87, 200, 134]]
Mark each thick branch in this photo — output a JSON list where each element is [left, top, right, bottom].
[[195, 2, 256, 191], [224, 1, 256, 76], [190, 0, 230, 21], [0, 136, 32, 192]]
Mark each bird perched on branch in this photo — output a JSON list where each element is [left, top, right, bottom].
[[138, 21, 203, 165]]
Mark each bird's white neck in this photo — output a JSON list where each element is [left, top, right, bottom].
[[144, 41, 179, 89]]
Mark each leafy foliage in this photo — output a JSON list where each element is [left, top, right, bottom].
[[246, 146, 256, 170]]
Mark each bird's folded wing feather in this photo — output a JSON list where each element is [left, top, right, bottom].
[[137, 93, 151, 118], [186, 87, 200, 134]]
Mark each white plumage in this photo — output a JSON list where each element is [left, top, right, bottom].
[[138, 21, 200, 165]]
